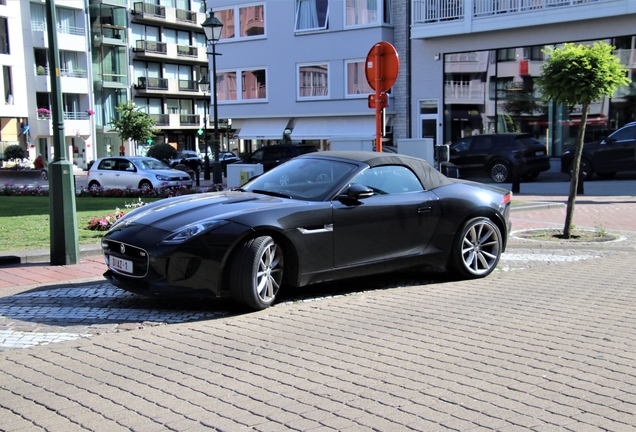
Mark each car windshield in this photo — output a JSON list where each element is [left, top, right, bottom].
[[136, 159, 171, 170], [242, 158, 358, 201]]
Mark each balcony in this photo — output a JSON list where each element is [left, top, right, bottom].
[[133, 40, 168, 57], [444, 81, 486, 104], [412, 0, 626, 39], [132, 2, 166, 20], [177, 44, 198, 58], [29, 112, 92, 138]]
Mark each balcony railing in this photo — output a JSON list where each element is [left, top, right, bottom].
[[179, 114, 200, 125], [37, 111, 90, 120], [132, 2, 166, 18], [58, 25, 85, 36], [444, 82, 486, 101], [134, 40, 167, 54], [137, 76, 169, 90], [149, 114, 169, 126], [178, 79, 198, 92], [177, 45, 198, 58], [413, 0, 608, 23], [34, 66, 87, 78], [176, 8, 197, 23]]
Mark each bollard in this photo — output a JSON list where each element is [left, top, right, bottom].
[[577, 169, 585, 195], [195, 169, 200, 187], [511, 164, 520, 194]]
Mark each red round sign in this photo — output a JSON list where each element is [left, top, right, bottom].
[[365, 42, 399, 93]]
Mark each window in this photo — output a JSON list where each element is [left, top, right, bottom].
[[351, 166, 423, 195], [3, 66, 12, 105], [216, 4, 265, 40], [345, 0, 390, 27], [216, 68, 266, 102], [497, 48, 517, 62], [298, 64, 328, 99], [0, 17, 7, 54], [345, 60, 372, 96], [523, 46, 544, 61], [242, 69, 266, 100], [295, 0, 328, 31], [30, 3, 46, 31]]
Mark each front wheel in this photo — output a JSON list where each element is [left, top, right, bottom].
[[447, 217, 502, 279], [231, 236, 284, 310], [490, 162, 510, 183], [138, 180, 153, 190]]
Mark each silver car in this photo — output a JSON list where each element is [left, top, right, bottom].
[[86, 156, 193, 190]]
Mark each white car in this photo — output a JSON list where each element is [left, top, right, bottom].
[[86, 156, 193, 190]]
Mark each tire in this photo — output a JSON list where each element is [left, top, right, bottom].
[[490, 162, 510, 183], [447, 217, 502, 279], [520, 172, 539, 181], [568, 158, 593, 181], [231, 236, 284, 310], [139, 180, 153, 190], [88, 180, 101, 190]]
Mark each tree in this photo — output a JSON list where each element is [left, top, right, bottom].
[[147, 143, 177, 163], [108, 101, 156, 148], [535, 42, 630, 238]]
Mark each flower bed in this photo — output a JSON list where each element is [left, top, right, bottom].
[[1, 181, 224, 197]]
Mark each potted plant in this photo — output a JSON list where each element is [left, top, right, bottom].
[[37, 108, 51, 119]]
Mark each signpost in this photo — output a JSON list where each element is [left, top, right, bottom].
[[365, 42, 399, 152]]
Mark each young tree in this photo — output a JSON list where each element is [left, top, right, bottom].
[[108, 101, 156, 149], [535, 42, 630, 238]]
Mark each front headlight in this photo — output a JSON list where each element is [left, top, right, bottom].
[[161, 220, 230, 244], [156, 174, 170, 181]]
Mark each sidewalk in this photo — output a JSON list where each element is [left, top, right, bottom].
[[1, 187, 634, 292]]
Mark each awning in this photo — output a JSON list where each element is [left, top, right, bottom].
[[289, 116, 375, 140], [236, 118, 290, 140]]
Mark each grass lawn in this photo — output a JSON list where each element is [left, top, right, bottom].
[[0, 196, 160, 253]]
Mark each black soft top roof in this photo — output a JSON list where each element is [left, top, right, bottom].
[[302, 150, 454, 190]]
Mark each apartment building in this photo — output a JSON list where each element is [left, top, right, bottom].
[[0, 0, 92, 166], [209, 0, 399, 155], [410, 0, 636, 157]]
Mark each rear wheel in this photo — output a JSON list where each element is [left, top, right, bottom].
[[568, 158, 593, 181], [447, 217, 502, 279], [490, 162, 510, 183], [231, 236, 284, 310], [88, 180, 101, 190]]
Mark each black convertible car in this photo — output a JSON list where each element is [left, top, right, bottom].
[[102, 151, 512, 310]]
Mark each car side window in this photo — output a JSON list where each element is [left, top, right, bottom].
[[352, 166, 424, 195], [451, 137, 471, 153], [472, 136, 493, 151], [609, 125, 635, 142], [251, 149, 265, 162], [98, 159, 116, 170]]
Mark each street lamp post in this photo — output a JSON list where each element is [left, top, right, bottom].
[[201, 10, 223, 185], [198, 76, 210, 180]]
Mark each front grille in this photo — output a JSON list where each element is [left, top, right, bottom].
[[102, 239, 149, 277]]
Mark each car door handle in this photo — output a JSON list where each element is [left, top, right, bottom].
[[417, 206, 432, 214]]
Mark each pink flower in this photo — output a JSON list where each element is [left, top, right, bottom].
[[86, 109, 95, 115]]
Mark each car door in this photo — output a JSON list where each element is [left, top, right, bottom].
[[93, 158, 119, 188], [115, 159, 139, 188], [450, 137, 478, 175], [332, 165, 440, 268], [596, 125, 636, 172]]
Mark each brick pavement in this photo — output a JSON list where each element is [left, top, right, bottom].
[[0, 251, 635, 430]]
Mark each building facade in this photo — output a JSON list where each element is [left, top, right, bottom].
[[410, 0, 636, 157], [210, 0, 398, 156]]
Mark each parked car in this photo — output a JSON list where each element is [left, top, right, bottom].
[[560, 122, 636, 180], [449, 133, 551, 183], [87, 156, 193, 190], [101, 151, 512, 311], [241, 144, 318, 172], [169, 150, 203, 172]]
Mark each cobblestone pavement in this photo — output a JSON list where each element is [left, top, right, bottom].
[[0, 193, 635, 430]]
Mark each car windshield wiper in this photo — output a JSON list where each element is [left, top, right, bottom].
[[251, 189, 293, 199]]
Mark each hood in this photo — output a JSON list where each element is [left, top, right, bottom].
[[111, 191, 303, 232]]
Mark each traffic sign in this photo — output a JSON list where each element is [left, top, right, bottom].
[[365, 41, 399, 93]]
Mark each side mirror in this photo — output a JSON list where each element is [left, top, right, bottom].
[[435, 144, 450, 163], [339, 184, 374, 202]]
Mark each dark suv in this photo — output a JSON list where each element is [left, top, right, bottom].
[[560, 122, 636, 180], [169, 150, 203, 172], [449, 133, 550, 183], [242, 144, 318, 172]]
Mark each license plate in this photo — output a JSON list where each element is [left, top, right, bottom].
[[109, 255, 133, 274], [535, 151, 545, 156]]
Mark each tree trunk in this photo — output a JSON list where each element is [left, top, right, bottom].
[[563, 104, 589, 238]]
